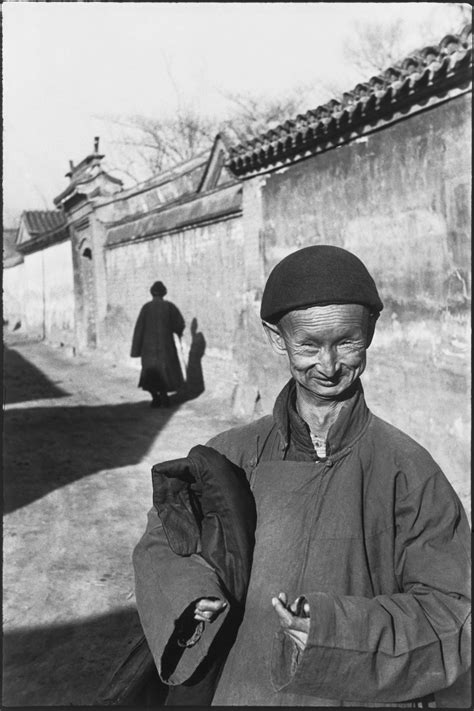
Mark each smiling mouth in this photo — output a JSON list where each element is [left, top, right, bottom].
[[313, 377, 341, 386]]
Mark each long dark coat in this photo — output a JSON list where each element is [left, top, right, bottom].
[[131, 297, 185, 393]]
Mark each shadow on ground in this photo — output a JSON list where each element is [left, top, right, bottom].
[[3, 331, 210, 513], [4, 400, 179, 514], [2, 607, 168, 706], [4, 346, 70, 404]]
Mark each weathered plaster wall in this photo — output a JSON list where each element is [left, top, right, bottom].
[[22, 251, 45, 339], [20, 241, 75, 345], [259, 95, 471, 313], [43, 240, 75, 346], [104, 216, 245, 398], [3, 264, 25, 331]]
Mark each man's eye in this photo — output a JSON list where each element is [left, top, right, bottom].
[[339, 340, 364, 350]]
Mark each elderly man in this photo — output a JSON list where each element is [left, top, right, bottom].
[[133, 246, 470, 706]]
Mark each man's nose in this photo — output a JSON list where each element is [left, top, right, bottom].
[[316, 347, 340, 378]]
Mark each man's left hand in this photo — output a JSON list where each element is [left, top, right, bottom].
[[272, 592, 310, 651]]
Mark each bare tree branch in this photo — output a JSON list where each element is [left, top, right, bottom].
[[217, 87, 313, 144], [342, 9, 470, 78], [343, 19, 406, 75]]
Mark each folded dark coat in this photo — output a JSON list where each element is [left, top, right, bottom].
[[133, 445, 257, 703], [152, 444, 257, 604]]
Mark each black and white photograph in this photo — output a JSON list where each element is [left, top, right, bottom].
[[2, 2, 471, 707]]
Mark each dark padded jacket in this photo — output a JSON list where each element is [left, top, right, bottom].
[[151, 444, 256, 605], [133, 445, 256, 703]]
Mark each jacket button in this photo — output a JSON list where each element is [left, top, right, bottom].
[[326, 460, 333, 468]]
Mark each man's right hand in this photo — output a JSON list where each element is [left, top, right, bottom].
[[194, 597, 227, 623]]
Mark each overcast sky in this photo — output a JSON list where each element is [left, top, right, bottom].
[[2, 2, 465, 224]]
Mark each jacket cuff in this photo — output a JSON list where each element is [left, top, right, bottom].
[[163, 603, 230, 685], [271, 592, 336, 695]]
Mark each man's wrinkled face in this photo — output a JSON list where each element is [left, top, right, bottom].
[[274, 304, 371, 400]]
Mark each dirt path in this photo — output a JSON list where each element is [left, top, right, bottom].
[[3, 335, 241, 706]]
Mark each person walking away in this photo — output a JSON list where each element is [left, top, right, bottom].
[[131, 281, 185, 408]]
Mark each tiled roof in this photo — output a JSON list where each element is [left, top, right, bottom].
[[227, 24, 472, 177], [54, 169, 123, 207], [106, 152, 209, 219], [122, 152, 209, 195], [106, 183, 242, 248], [22, 210, 67, 235], [101, 139, 239, 228], [17, 210, 70, 254]]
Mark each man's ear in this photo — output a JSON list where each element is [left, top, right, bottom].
[[262, 321, 287, 356], [366, 312, 378, 347]]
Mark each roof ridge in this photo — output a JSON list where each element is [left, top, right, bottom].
[[23, 208, 63, 215], [106, 150, 210, 202]]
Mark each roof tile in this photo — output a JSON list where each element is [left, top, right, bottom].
[[23, 210, 67, 235], [228, 23, 472, 177]]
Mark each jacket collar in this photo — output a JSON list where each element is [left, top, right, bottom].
[[273, 378, 371, 461]]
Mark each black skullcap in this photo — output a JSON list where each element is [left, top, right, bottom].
[[150, 281, 167, 297], [260, 245, 383, 324]]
